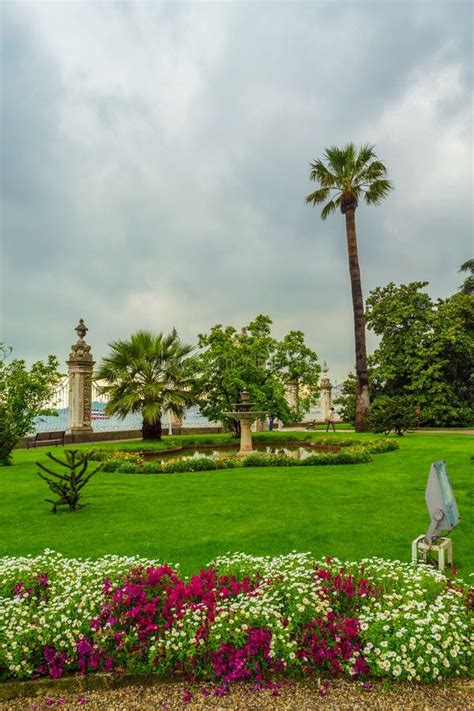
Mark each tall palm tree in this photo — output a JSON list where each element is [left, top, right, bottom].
[[95, 331, 195, 440], [306, 143, 393, 432]]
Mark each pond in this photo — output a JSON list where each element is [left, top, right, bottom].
[[146, 442, 341, 461]]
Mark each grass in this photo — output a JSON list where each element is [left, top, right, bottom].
[[1, 432, 473, 577]]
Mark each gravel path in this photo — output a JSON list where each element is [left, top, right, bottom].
[[2, 679, 472, 710]]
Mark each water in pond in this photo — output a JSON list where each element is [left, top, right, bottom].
[[149, 443, 340, 461]]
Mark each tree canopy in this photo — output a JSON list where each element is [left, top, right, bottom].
[[191, 315, 320, 434], [337, 280, 474, 428], [0, 345, 60, 465], [458, 259, 474, 295]]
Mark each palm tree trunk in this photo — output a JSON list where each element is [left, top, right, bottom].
[[142, 418, 162, 440], [344, 208, 370, 431]]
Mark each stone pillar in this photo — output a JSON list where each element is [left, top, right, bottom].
[[67, 319, 95, 436], [238, 418, 254, 455], [319, 361, 333, 422], [285, 382, 298, 409]]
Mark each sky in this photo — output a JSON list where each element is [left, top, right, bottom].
[[1, 0, 472, 383]]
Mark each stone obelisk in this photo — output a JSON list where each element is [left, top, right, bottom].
[[67, 319, 94, 436]]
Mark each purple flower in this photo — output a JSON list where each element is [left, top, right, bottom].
[[181, 689, 193, 703], [213, 685, 229, 697]]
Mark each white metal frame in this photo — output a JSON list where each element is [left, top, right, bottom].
[[411, 535, 453, 572]]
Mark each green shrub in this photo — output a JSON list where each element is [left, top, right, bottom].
[[117, 461, 143, 474], [86, 449, 144, 465], [36, 450, 102, 512], [142, 462, 164, 474], [302, 447, 372, 466], [242, 453, 272, 467], [101, 460, 120, 472], [84, 448, 110, 461], [161, 457, 218, 474], [366, 439, 399, 454], [369, 395, 418, 436], [220, 457, 240, 470]]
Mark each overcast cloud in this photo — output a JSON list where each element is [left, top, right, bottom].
[[1, 1, 472, 382]]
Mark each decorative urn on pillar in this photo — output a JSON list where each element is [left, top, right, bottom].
[[66, 319, 95, 436]]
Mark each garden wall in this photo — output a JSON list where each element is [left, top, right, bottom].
[[18, 426, 224, 449]]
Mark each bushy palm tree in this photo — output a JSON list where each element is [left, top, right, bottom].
[[95, 331, 195, 440], [306, 143, 393, 432]]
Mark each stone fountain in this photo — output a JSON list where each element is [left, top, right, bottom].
[[225, 390, 266, 456]]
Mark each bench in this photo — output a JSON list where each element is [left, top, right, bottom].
[[26, 431, 66, 449]]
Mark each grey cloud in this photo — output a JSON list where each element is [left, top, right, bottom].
[[1, 1, 472, 382]]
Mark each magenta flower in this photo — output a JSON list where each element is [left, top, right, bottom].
[[181, 689, 193, 703]]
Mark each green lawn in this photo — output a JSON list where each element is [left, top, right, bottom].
[[1, 433, 472, 577]]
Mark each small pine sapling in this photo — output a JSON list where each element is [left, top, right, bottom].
[[36, 450, 102, 513]]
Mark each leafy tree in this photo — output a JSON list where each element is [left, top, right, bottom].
[[270, 330, 321, 420], [337, 278, 474, 428], [458, 259, 474, 295], [306, 143, 393, 432], [365, 281, 433, 397], [96, 331, 195, 440], [191, 315, 320, 435], [0, 346, 60, 466], [365, 282, 474, 427], [426, 291, 474, 424], [334, 371, 358, 425]]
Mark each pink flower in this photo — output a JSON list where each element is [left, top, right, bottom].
[[213, 685, 229, 697]]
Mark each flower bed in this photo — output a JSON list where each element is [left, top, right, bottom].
[[1, 551, 471, 685], [88, 438, 398, 474]]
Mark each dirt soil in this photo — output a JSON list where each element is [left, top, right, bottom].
[[1, 678, 473, 710]]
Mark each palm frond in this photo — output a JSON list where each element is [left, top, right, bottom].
[[356, 161, 388, 185], [309, 159, 338, 187], [324, 144, 357, 179], [141, 402, 163, 424], [320, 199, 338, 220], [354, 144, 376, 171], [364, 179, 394, 205], [305, 187, 331, 205]]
